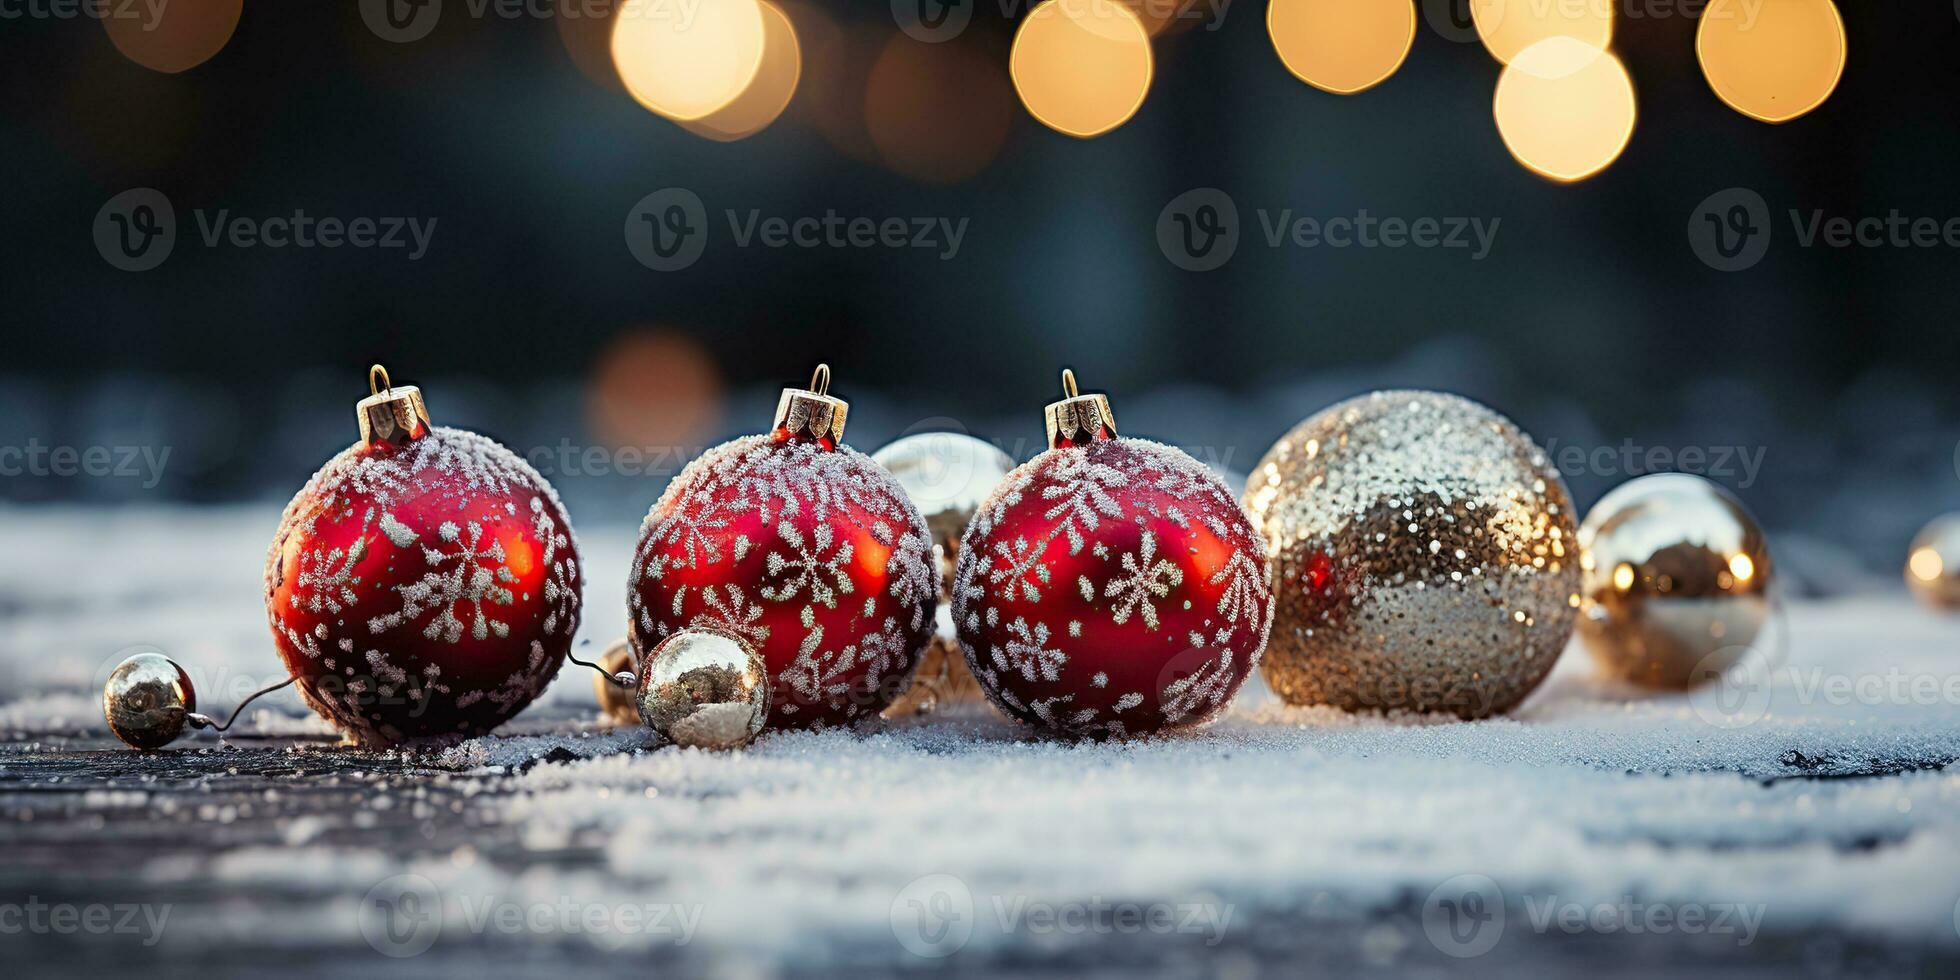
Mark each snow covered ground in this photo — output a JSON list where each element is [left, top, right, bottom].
[[3, 506, 1960, 977]]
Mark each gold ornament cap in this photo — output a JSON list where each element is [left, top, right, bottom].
[[773, 363, 848, 446], [357, 364, 431, 447], [1044, 369, 1116, 448]]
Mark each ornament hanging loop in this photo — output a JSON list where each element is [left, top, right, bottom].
[[369, 364, 393, 396], [1044, 366, 1116, 448], [809, 363, 832, 397], [568, 648, 637, 690], [186, 676, 298, 733]]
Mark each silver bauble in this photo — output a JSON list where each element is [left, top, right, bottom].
[[1907, 514, 1960, 610], [1244, 390, 1580, 717], [872, 431, 1015, 716], [637, 629, 771, 749], [104, 652, 197, 750], [1576, 473, 1772, 688]]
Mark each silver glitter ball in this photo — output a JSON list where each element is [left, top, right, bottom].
[[636, 629, 771, 749], [593, 637, 641, 725], [1244, 391, 1580, 717], [872, 431, 1015, 716], [1907, 513, 1960, 610], [1577, 474, 1772, 688], [103, 652, 197, 750]]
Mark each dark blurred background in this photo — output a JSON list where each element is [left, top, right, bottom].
[[2, 1, 1957, 581]]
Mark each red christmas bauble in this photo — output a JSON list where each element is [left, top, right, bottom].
[[264, 377, 581, 745], [628, 373, 937, 729], [952, 378, 1273, 737]]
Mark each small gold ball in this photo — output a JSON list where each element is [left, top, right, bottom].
[[1906, 514, 1960, 610], [592, 638, 641, 724], [1576, 474, 1772, 689], [103, 653, 197, 750], [636, 629, 770, 749]]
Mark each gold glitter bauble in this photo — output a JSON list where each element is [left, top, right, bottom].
[[104, 652, 196, 750], [636, 629, 771, 749], [593, 637, 641, 725], [872, 431, 1014, 717], [1576, 474, 1772, 688], [1907, 514, 1960, 610], [1244, 391, 1579, 717]]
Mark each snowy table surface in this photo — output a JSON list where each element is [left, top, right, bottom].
[[4, 506, 1960, 977]]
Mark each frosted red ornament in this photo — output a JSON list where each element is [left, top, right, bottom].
[[953, 372, 1274, 737], [628, 366, 937, 729], [264, 367, 582, 746]]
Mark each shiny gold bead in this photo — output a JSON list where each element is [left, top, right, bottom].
[[1905, 514, 1960, 610], [103, 652, 197, 750], [592, 637, 642, 725], [637, 629, 770, 749], [1576, 473, 1772, 688]]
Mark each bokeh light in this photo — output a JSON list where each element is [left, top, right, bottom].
[[867, 34, 1015, 183], [1266, 0, 1416, 95], [1469, 0, 1612, 65], [789, 6, 882, 163], [1493, 36, 1635, 183], [1697, 0, 1845, 124], [612, 0, 766, 121], [682, 1, 801, 142], [102, 0, 241, 74], [587, 329, 724, 452], [1010, 0, 1154, 138]]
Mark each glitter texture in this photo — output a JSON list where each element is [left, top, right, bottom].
[[1244, 390, 1578, 717]]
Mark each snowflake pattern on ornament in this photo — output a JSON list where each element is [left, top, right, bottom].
[[630, 435, 937, 729], [264, 427, 582, 745], [953, 438, 1274, 737]]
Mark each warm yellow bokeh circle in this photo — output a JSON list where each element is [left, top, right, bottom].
[[1697, 0, 1845, 123], [1267, 0, 1416, 95], [1493, 36, 1636, 183], [1010, 0, 1154, 138], [612, 0, 768, 122], [681, 1, 802, 141]]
